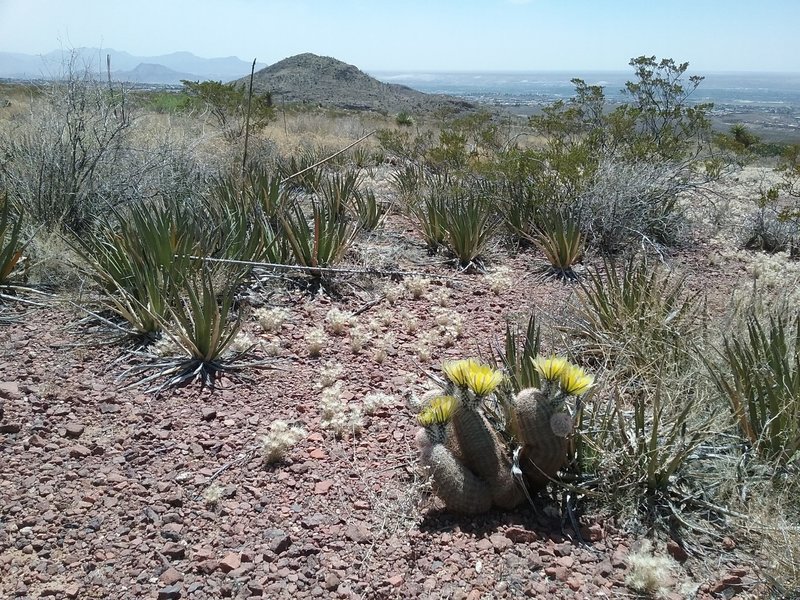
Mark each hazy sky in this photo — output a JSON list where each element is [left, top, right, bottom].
[[1, 0, 798, 72]]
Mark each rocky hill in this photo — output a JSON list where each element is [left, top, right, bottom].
[[240, 53, 474, 115]]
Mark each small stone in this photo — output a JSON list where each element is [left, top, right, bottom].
[[324, 573, 340, 590], [161, 567, 183, 585], [505, 527, 538, 544], [162, 542, 186, 559], [314, 480, 334, 494], [386, 575, 403, 587], [0, 423, 21, 434], [202, 408, 217, 421], [553, 542, 573, 557], [68, 444, 91, 458], [308, 448, 326, 459], [489, 533, 513, 552], [721, 536, 736, 550], [345, 522, 371, 543], [219, 552, 241, 572], [0, 381, 21, 400], [196, 559, 219, 574], [666, 539, 688, 562], [157, 583, 182, 599], [64, 423, 85, 438]]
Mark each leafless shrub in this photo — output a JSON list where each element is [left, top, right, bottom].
[[574, 156, 698, 253]]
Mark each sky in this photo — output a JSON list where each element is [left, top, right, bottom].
[[0, 0, 798, 73]]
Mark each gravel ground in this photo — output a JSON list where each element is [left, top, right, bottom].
[[0, 190, 772, 599]]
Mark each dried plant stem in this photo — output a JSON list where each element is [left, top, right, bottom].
[[281, 130, 376, 184]]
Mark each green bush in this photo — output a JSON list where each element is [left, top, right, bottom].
[[181, 79, 275, 140]]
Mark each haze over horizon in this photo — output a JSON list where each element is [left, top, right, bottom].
[[1, 0, 798, 74]]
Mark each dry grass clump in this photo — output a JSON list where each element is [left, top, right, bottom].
[[624, 539, 680, 598], [256, 307, 291, 333], [404, 277, 430, 299], [304, 327, 328, 357], [348, 326, 372, 354], [485, 266, 514, 295], [315, 362, 343, 389], [324, 307, 354, 335], [262, 420, 306, 464], [319, 383, 363, 438], [361, 392, 395, 415]]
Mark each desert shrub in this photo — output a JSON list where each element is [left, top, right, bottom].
[[395, 112, 414, 127], [573, 156, 693, 253], [706, 311, 800, 465], [0, 64, 131, 232], [181, 79, 275, 141], [526, 56, 714, 254], [0, 193, 25, 289], [574, 377, 715, 512]]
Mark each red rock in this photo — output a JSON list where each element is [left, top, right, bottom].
[[666, 539, 688, 562], [314, 480, 334, 494], [489, 533, 513, 552], [161, 567, 183, 585], [64, 423, 85, 438], [219, 552, 241, 573], [386, 574, 404, 587], [345, 522, 372, 543], [68, 445, 91, 458], [505, 527, 538, 544], [64, 583, 81, 598], [308, 448, 326, 459], [162, 542, 185, 559]]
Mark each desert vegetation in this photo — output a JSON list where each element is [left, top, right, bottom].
[[1, 54, 800, 598]]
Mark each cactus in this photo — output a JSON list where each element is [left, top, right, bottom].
[[415, 356, 594, 514]]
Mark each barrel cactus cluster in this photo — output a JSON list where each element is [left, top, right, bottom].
[[415, 356, 593, 514]]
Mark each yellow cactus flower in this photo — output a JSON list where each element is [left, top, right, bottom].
[[442, 358, 479, 388], [466, 363, 504, 397], [559, 363, 594, 396], [532, 355, 569, 381], [418, 395, 457, 427]]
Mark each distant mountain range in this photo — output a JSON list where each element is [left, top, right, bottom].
[[0, 47, 264, 83]]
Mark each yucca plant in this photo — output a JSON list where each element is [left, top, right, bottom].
[[441, 189, 498, 269], [390, 164, 424, 201], [278, 152, 323, 192], [534, 210, 584, 281], [574, 378, 715, 508], [351, 188, 386, 231], [317, 170, 360, 223], [706, 312, 800, 465], [121, 264, 251, 391], [565, 256, 700, 377], [280, 199, 359, 276], [71, 199, 205, 338], [490, 313, 542, 394], [411, 189, 448, 253]]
